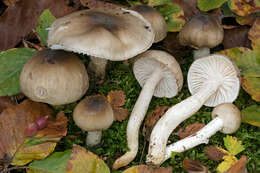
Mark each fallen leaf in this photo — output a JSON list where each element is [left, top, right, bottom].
[[204, 146, 228, 161], [183, 158, 210, 173], [223, 26, 251, 49], [173, 0, 200, 20], [0, 96, 16, 113], [198, 0, 227, 12], [226, 155, 247, 173], [176, 123, 205, 139], [143, 106, 169, 141], [2, 0, 19, 6], [0, 48, 37, 96], [123, 164, 172, 173], [156, 2, 186, 32], [241, 105, 260, 127], [236, 15, 256, 26], [107, 90, 126, 107], [66, 145, 110, 173], [224, 136, 245, 156], [228, 0, 260, 17], [0, 0, 76, 51], [113, 107, 129, 122], [217, 155, 238, 173], [248, 17, 260, 51], [80, 0, 126, 8]]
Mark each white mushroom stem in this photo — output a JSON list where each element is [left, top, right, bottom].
[[87, 56, 108, 80], [86, 130, 102, 146], [193, 48, 210, 60], [163, 117, 223, 162], [113, 67, 164, 169], [147, 80, 221, 165]]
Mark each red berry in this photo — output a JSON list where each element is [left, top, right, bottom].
[[35, 116, 48, 130], [25, 123, 38, 136]]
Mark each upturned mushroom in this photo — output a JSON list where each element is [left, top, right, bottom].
[[113, 50, 183, 169], [178, 14, 224, 59], [47, 8, 154, 81], [147, 54, 240, 165], [130, 5, 167, 43], [73, 95, 114, 146], [19, 49, 89, 105], [163, 103, 241, 162]]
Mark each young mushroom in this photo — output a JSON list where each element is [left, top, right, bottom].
[[19, 49, 89, 105], [113, 50, 183, 169], [147, 54, 240, 166], [47, 8, 154, 81], [163, 103, 241, 162], [178, 14, 224, 59], [73, 95, 114, 146], [130, 5, 167, 43]]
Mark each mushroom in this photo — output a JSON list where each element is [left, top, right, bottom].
[[47, 8, 154, 81], [19, 49, 89, 105], [147, 54, 240, 165], [178, 14, 224, 59], [130, 5, 167, 43], [113, 50, 183, 169], [163, 103, 241, 162], [73, 95, 114, 146]]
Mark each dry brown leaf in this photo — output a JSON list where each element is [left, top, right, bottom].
[[0, 96, 16, 113], [183, 158, 210, 173], [177, 123, 205, 139], [123, 164, 172, 173], [223, 26, 251, 49], [80, 0, 126, 8], [107, 90, 126, 107], [226, 155, 248, 173], [143, 106, 169, 141], [113, 107, 129, 122], [173, 0, 200, 20], [204, 146, 228, 161], [0, 0, 76, 51]]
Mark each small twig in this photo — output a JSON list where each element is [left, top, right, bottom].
[[32, 29, 45, 47], [0, 166, 29, 173], [23, 40, 43, 51]]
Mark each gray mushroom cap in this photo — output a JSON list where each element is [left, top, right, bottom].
[[212, 103, 241, 134], [133, 50, 183, 98], [47, 8, 154, 61], [188, 54, 240, 107]]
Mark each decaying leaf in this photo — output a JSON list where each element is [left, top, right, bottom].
[[0, 96, 16, 113], [217, 155, 238, 173], [223, 26, 251, 49], [228, 0, 260, 17], [113, 107, 129, 122], [226, 155, 247, 173], [143, 106, 169, 140], [0, 100, 68, 166], [0, 0, 76, 51], [241, 105, 260, 127], [176, 123, 205, 139], [123, 164, 172, 173], [248, 17, 260, 51], [183, 158, 210, 173], [224, 136, 245, 156], [107, 90, 126, 107], [204, 146, 228, 161], [236, 15, 256, 26], [80, 0, 126, 8], [173, 0, 200, 20]]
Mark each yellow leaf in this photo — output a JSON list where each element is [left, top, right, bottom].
[[217, 155, 238, 173], [224, 136, 245, 156]]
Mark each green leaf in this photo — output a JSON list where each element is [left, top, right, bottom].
[[242, 105, 260, 127], [28, 150, 72, 173], [198, 0, 227, 11], [148, 0, 171, 6], [156, 3, 186, 32], [36, 9, 56, 46], [223, 136, 245, 156], [0, 48, 37, 96]]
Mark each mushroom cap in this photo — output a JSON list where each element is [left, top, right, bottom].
[[130, 5, 167, 43], [133, 50, 183, 98], [212, 103, 241, 134], [19, 49, 89, 105], [47, 8, 154, 61], [187, 54, 240, 107], [73, 95, 114, 131], [178, 14, 224, 49]]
